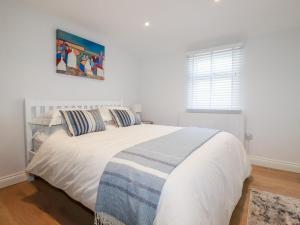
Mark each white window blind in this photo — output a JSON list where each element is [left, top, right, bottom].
[[186, 44, 242, 112]]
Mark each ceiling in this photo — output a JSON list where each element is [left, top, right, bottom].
[[21, 0, 300, 58]]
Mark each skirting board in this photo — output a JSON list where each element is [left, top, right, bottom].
[[249, 155, 300, 173], [0, 171, 28, 189]]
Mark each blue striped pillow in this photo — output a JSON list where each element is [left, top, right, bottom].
[[60, 109, 105, 136], [110, 109, 141, 127]]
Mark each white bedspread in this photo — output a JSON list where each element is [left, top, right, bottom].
[[26, 124, 251, 225]]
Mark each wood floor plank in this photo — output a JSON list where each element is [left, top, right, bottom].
[[0, 166, 299, 225], [230, 166, 300, 225]]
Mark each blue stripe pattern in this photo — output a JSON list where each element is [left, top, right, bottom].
[[60, 109, 105, 136], [110, 109, 141, 127], [95, 127, 220, 225]]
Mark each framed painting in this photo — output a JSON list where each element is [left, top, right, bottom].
[[56, 29, 105, 80]]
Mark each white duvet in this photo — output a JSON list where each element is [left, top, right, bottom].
[[26, 124, 251, 225]]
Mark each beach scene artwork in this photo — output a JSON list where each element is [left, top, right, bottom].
[[56, 29, 105, 80]]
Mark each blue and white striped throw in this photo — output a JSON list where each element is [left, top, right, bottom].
[[95, 127, 220, 225]]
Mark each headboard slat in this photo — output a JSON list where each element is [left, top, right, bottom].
[[24, 99, 123, 165]]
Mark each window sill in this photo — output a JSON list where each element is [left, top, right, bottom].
[[186, 109, 242, 114]]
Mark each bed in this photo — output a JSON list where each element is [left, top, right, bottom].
[[25, 99, 251, 225]]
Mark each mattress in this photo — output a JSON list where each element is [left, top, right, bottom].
[[26, 124, 251, 225]]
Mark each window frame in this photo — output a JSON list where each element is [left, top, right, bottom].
[[185, 43, 243, 114]]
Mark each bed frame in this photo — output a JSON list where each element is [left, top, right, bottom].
[[25, 99, 123, 166]]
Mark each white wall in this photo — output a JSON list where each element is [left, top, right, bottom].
[[0, 1, 140, 179], [244, 29, 300, 164], [140, 28, 300, 166], [1, 1, 299, 184]]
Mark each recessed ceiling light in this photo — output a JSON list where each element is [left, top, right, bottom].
[[214, 0, 220, 2], [144, 22, 150, 27]]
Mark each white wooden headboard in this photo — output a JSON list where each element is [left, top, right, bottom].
[[24, 99, 123, 165]]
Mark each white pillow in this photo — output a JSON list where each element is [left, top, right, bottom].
[[105, 124, 118, 130], [32, 125, 64, 151], [32, 131, 49, 152], [98, 107, 113, 122], [30, 110, 63, 127]]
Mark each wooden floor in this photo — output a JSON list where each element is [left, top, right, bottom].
[[0, 166, 299, 225], [230, 166, 300, 225]]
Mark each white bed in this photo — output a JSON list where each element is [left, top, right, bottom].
[[26, 123, 251, 225]]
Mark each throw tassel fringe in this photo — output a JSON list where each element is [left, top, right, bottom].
[[95, 212, 125, 225]]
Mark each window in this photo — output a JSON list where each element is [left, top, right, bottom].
[[186, 44, 242, 113]]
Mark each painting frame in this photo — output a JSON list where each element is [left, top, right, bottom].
[[56, 29, 105, 80]]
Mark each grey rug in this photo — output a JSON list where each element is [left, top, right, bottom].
[[247, 189, 300, 225]]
